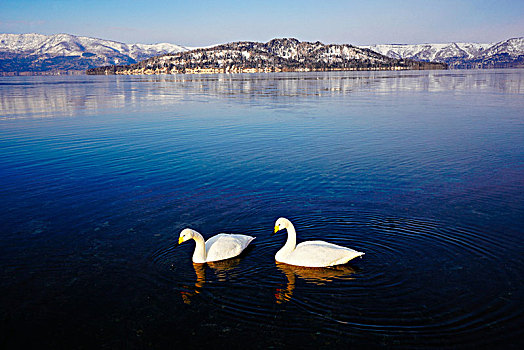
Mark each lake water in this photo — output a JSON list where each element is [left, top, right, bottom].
[[0, 70, 523, 349]]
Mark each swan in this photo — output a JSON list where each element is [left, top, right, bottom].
[[273, 217, 364, 267], [178, 228, 255, 264]]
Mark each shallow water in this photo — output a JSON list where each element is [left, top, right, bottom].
[[0, 70, 523, 349]]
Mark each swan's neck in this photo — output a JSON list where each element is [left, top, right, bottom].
[[276, 221, 297, 260], [191, 231, 207, 263]]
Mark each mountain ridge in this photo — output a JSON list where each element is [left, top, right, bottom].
[[0, 33, 190, 75], [87, 38, 446, 75], [363, 37, 524, 68], [1, 33, 523, 75]]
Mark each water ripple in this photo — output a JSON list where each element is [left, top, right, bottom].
[[147, 209, 522, 346]]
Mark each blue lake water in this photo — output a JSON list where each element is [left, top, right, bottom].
[[0, 70, 523, 348]]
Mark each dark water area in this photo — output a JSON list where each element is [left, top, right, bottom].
[[0, 70, 523, 349]]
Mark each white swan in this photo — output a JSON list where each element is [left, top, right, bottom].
[[273, 217, 364, 267], [178, 228, 255, 264]]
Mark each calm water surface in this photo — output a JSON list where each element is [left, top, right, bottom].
[[0, 70, 523, 349]]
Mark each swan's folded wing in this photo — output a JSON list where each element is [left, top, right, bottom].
[[291, 241, 364, 267], [206, 234, 255, 262]]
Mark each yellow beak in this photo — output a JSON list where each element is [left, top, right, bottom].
[[274, 225, 279, 233], [178, 236, 184, 244]]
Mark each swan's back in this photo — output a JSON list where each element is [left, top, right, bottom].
[[282, 240, 364, 267], [205, 234, 255, 262]]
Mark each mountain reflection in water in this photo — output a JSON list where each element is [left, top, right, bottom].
[[1, 70, 522, 119]]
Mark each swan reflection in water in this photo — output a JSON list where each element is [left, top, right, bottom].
[[181, 258, 241, 304], [275, 262, 357, 304]]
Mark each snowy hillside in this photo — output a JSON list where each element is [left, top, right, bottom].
[[87, 38, 446, 75], [479, 37, 524, 58], [363, 42, 492, 61], [362, 38, 523, 68], [0, 33, 190, 74]]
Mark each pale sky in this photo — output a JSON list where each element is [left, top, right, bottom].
[[1, 0, 523, 46]]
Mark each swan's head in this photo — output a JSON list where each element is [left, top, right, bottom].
[[273, 217, 291, 235], [178, 228, 195, 244]]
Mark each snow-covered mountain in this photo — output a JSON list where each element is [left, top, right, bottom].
[[363, 42, 492, 61], [1, 33, 523, 75], [480, 37, 524, 57], [362, 38, 524, 68], [87, 38, 446, 75], [0, 33, 191, 75]]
